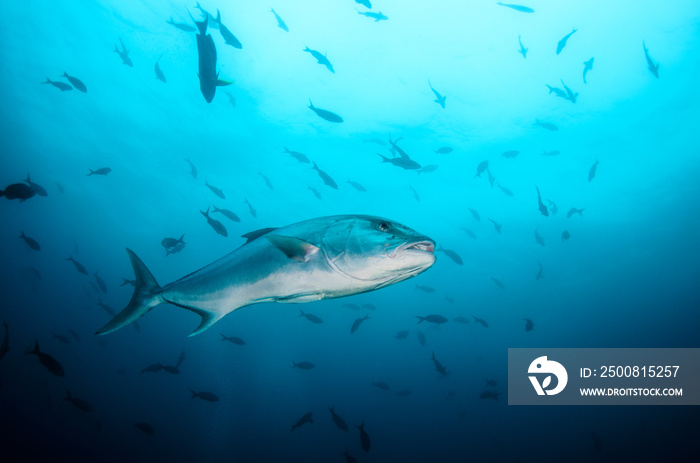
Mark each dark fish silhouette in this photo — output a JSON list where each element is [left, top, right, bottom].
[[154, 55, 166, 83], [135, 422, 155, 435], [141, 363, 163, 373], [329, 407, 349, 431], [347, 180, 367, 192], [186, 158, 198, 179], [94, 271, 108, 293], [377, 153, 421, 170], [396, 389, 412, 397], [308, 186, 322, 199], [244, 198, 257, 217], [534, 119, 558, 131], [536, 260, 544, 281], [64, 389, 94, 412], [488, 218, 502, 234], [162, 234, 185, 251], [588, 160, 599, 182], [66, 256, 88, 275], [350, 314, 370, 334], [190, 15, 231, 103], [418, 164, 439, 174], [497, 2, 534, 13], [414, 284, 435, 293], [166, 16, 196, 32], [357, 10, 388, 21], [567, 207, 585, 218], [62, 72, 87, 92], [556, 28, 577, 55], [474, 160, 489, 178], [28, 340, 64, 377], [1, 183, 35, 201], [212, 205, 240, 222], [468, 208, 481, 221], [524, 318, 535, 332], [582, 57, 594, 84], [409, 185, 420, 201], [299, 310, 323, 324], [270, 8, 288, 32], [417, 331, 426, 346], [194, 2, 218, 28], [372, 381, 390, 390], [356, 421, 371, 452], [435, 146, 453, 154], [291, 412, 313, 432], [534, 229, 545, 247], [43, 78, 72, 91], [497, 182, 514, 197], [432, 351, 447, 376], [201, 207, 228, 237], [24, 174, 47, 196], [547, 199, 558, 215], [428, 80, 446, 108], [215, 10, 242, 49], [473, 316, 489, 328], [114, 37, 133, 67], [225, 92, 236, 107], [395, 330, 409, 339], [304, 47, 334, 73], [491, 277, 506, 289], [190, 390, 219, 402], [220, 334, 246, 345], [19, 231, 40, 251], [356, 0, 372, 8], [643, 41, 659, 78], [121, 278, 136, 287], [87, 167, 111, 176], [0, 321, 9, 360], [97, 299, 116, 316], [292, 361, 315, 370], [283, 147, 310, 163], [535, 186, 549, 216], [312, 162, 338, 189], [416, 314, 448, 324], [560, 79, 578, 103], [342, 450, 358, 463], [259, 172, 274, 190], [561, 230, 571, 241], [308, 99, 343, 122], [205, 181, 225, 199], [518, 35, 528, 58]]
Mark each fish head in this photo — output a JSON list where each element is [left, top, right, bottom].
[[321, 216, 436, 287]]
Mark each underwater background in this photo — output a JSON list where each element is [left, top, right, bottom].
[[1, 0, 699, 461]]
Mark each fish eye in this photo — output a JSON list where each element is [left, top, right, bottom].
[[377, 221, 391, 232]]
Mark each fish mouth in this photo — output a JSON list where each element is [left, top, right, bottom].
[[391, 238, 436, 256]]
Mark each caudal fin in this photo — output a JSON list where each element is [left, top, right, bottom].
[[95, 249, 161, 335]]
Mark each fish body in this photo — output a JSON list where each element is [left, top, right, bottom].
[[497, 182, 514, 197], [312, 162, 338, 189], [536, 261, 544, 281], [347, 180, 367, 192], [372, 381, 390, 390], [524, 318, 535, 332], [28, 340, 65, 376], [19, 232, 41, 251], [473, 316, 489, 328], [299, 309, 323, 324], [308, 186, 322, 199], [534, 229, 545, 247], [166, 243, 186, 256], [141, 363, 163, 373], [561, 230, 571, 241], [94, 271, 108, 293], [356, 421, 371, 452], [534, 119, 558, 131], [292, 361, 315, 370], [497, 2, 534, 13], [417, 331, 426, 346], [154, 55, 167, 83], [414, 284, 435, 293], [518, 35, 528, 58], [560, 79, 578, 103], [428, 80, 446, 108], [216, 10, 242, 48], [556, 28, 577, 55], [474, 160, 489, 178], [546, 84, 568, 99], [167, 17, 196, 32], [432, 351, 447, 376], [135, 422, 155, 435], [417, 314, 448, 324], [491, 277, 506, 289], [212, 206, 240, 222], [350, 314, 370, 334], [220, 334, 246, 345], [308, 99, 343, 122], [201, 208, 228, 237], [62, 72, 87, 92], [480, 390, 501, 400], [358, 10, 388, 21], [270, 8, 288, 31], [303, 48, 334, 73], [588, 160, 599, 182], [162, 234, 186, 250], [567, 207, 585, 218], [377, 153, 420, 170], [291, 412, 313, 432], [87, 167, 111, 176], [114, 38, 133, 67], [409, 185, 420, 202], [643, 41, 659, 78], [583, 57, 594, 84], [96, 216, 435, 337], [43, 78, 72, 91], [244, 198, 257, 218], [186, 159, 198, 179], [356, 0, 372, 7], [259, 172, 274, 190], [468, 208, 481, 221], [283, 147, 310, 164], [535, 186, 549, 216], [64, 390, 94, 412], [437, 247, 462, 264], [395, 330, 409, 339], [329, 407, 348, 431], [205, 182, 226, 199], [190, 390, 219, 402], [488, 218, 502, 234], [66, 256, 88, 275]]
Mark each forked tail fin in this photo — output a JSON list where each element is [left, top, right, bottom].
[[95, 249, 161, 335]]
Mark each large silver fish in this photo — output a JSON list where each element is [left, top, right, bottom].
[[96, 215, 436, 336]]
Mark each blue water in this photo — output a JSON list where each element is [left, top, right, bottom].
[[1, 1, 699, 461]]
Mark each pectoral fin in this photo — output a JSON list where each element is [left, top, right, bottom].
[[265, 234, 320, 262], [216, 79, 234, 87]]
